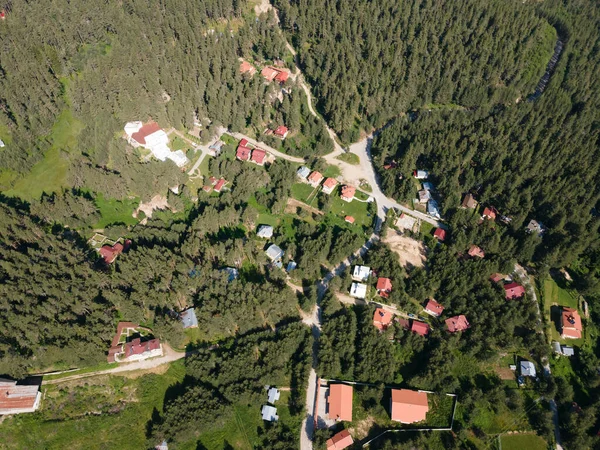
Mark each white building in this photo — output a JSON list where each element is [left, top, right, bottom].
[[0, 139, 5, 148], [414, 170, 429, 179], [350, 282, 367, 299], [427, 200, 441, 219], [352, 265, 371, 282], [520, 361, 536, 377], [297, 166, 310, 180], [261, 405, 279, 422], [257, 225, 274, 239], [124, 121, 189, 167], [267, 387, 281, 404]]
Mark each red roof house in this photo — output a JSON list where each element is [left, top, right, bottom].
[[239, 138, 248, 147], [424, 299, 444, 317], [390, 389, 429, 423], [411, 321, 430, 337], [250, 148, 267, 165], [373, 308, 393, 331], [274, 125, 289, 139], [433, 228, 446, 241], [236, 145, 252, 161], [468, 245, 485, 258], [99, 242, 124, 264], [503, 282, 525, 300], [376, 277, 392, 297], [341, 185, 356, 202], [561, 307, 582, 339], [261, 66, 279, 81], [239, 60, 256, 76], [323, 177, 338, 194], [490, 273, 506, 283], [328, 384, 353, 421], [214, 178, 226, 193], [446, 315, 470, 333], [344, 216, 355, 224], [482, 207, 497, 221], [0, 380, 41, 415], [326, 430, 353, 450], [307, 171, 324, 187], [274, 70, 289, 83], [131, 122, 161, 146]]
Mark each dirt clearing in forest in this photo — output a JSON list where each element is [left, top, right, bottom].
[[383, 229, 426, 268]]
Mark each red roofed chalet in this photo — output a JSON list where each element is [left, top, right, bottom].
[[446, 315, 470, 333], [261, 66, 279, 81], [376, 277, 392, 297], [561, 307, 582, 339], [503, 282, 525, 300], [239, 60, 256, 76], [482, 207, 497, 221], [99, 242, 125, 264], [433, 228, 446, 241], [274, 125, 289, 138], [214, 178, 226, 193], [344, 216, 355, 224], [236, 145, 252, 161], [341, 185, 356, 202], [468, 245, 485, 258], [274, 70, 289, 83], [250, 148, 266, 165], [326, 430, 353, 450], [424, 299, 444, 317], [327, 384, 353, 421], [390, 389, 429, 423], [373, 307, 393, 331], [322, 177, 338, 194], [131, 122, 161, 146], [411, 321, 430, 337]]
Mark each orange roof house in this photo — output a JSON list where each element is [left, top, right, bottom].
[[446, 315, 470, 333], [261, 66, 279, 81], [561, 307, 582, 339], [341, 185, 356, 202], [344, 216, 355, 224], [326, 430, 353, 450], [373, 308, 393, 331], [424, 299, 444, 317], [411, 321, 430, 337], [322, 177, 338, 194], [328, 384, 353, 421], [482, 207, 497, 221], [239, 60, 256, 76], [468, 245, 485, 258], [250, 148, 266, 165], [236, 145, 252, 161], [376, 277, 392, 297], [274, 70, 289, 83], [503, 282, 525, 300], [433, 228, 446, 241], [214, 178, 227, 193], [390, 389, 429, 423], [490, 273, 507, 283], [274, 125, 289, 138], [307, 171, 324, 187]]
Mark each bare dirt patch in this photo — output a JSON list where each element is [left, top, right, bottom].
[[134, 194, 169, 219], [348, 416, 375, 440], [285, 197, 323, 216], [383, 229, 426, 268], [495, 366, 516, 380]]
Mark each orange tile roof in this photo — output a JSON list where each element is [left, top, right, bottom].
[[308, 171, 323, 183], [468, 245, 485, 258], [503, 282, 525, 299], [0, 381, 39, 412], [239, 60, 256, 74], [411, 321, 430, 336], [250, 148, 266, 164], [561, 307, 582, 339], [341, 185, 356, 199], [326, 429, 353, 450], [328, 384, 353, 421], [323, 178, 338, 189], [344, 216, 355, 224], [373, 308, 392, 331], [425, 299, 444, 316], [261, 66, 279, 81], [390, 389, 429, 423], [446, 315, 470, 332], [376, 277, 392, 292]]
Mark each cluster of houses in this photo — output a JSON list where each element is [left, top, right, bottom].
[[124, 121, 189, 167], [202, 176, 228, 193], [107, 322, 163, 364], [490, 273, 526, 300], [261, 386, 281, 422], [324, 382, 431, 449], [236, 138, 268, 165], [414, 170, 441, 219], [240, 59, 291, 84]]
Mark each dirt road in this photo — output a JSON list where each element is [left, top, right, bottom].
[[228, 131, 305, 163]]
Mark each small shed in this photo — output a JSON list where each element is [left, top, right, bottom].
[[561, 346, 574, 357], [179, 308, 198, 329], [267, 387, 281, 404]]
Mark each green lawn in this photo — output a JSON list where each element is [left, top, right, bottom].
[[500, 433, 547, 450], [543, 277, 578, 309], [322, 164, 341, 178], [335, 152, 360, 165], [171, 136, 188, 151], [220, 134, 238, 146], [94, 193, 140, 228], [1, 362, 187, 450], [257, 212, 279, 227], [330, 195, 371, 228], [199, 154, 211, 176], [291, 182, 318, 204], [5, 110, 84, 200], [542, 277, 583, 345]]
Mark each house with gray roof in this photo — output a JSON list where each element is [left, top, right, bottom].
[[266, 244, 284, 262], [520, 361, 536, 377], [261, 405, 279, 421], [257, 225, 274, 239], [179, 308, 198, 329]]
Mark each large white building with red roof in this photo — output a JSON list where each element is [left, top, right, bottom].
[[107, 322, 163, 363], [124, 121, 188, 167]]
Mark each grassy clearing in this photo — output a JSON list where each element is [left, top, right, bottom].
[[542, 276, 583, 344], [94, 193, 139, 228], [1, 361, 187, 450], [199, 154, 211, 176], [221, 134, 238, 146], [257, 212, 279, 227], [543, 277, 577, 309], [291, 182, 317, 204], [6, 110, 84, 200], [335, 152, 360, 165], [500, 433, 547, 450], [322, 164, 341, 178], [330, 195, 371, 228]]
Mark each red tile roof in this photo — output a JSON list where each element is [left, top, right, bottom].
[[328, 384, 353, 421], [373, 308, 393, 331], [236, 146, 251, 161], [425, 299, 444, 316], [482, 207, 497, 220], [275, 71, 289, 83], [468, 245, 485, 258], [433, 228, 446, 241], [214, 178, 226, 192], [0, 381, 39, 413], [131, 122, 161, 145], [308, 171, 323, 184], [110, 322, 139, 348], [274, 125, 288, 137], [261, 67, 279, 81], [411, 321, 430, 337], [124, 337, 161, 358], [251, 148, 266, 165], [490, 273, 506, 283], [326, 429, 353, 450], [239, 61, 256, 74], [344, 216, 355, 224], [390, 389, 429, 423], [561, 307, 582, 339], [341, 185, 356, 200], [239, 138, 248, 147], [323, 178, 338, 189], [376, 277, 392, 292], [99, 242, 124, 264], [503, 282, 525, 299], [446, 315, 470, 333]]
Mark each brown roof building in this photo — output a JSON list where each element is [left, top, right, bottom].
[[376, 277, 392, 297], [326, 429, 354, 450], [0, 379, 41, 415], [503, 282, 525, 300], [390, 389, 429, 423], [411, 321, 430, 337], [461, 193, 478, 209], [468, 245, 485, 258], [446, 315, 470, 333], [328, 384, 353, 421]]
